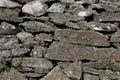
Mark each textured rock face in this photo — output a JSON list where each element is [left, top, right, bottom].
[[1, 0, 120, 80], [54, 29, 109, 46]]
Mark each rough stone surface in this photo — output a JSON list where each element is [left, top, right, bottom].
[[84, 73, 99, 80], [41, 66, 70, 80], [22, 0, 48, 16], [111, 31, 120, 42], [54, 29, 109, 46]]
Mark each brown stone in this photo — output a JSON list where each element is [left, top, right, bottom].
[[54, 29, 109, 46], [45, 42, 120, 61]]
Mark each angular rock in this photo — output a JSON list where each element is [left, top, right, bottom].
[[0, 22, 19, 35], [54, 29, 109, 46], [0, 68, 26, 80], [21, 58, 53, 73], [0, 50, 12, 58], [60, 0, 75, 3], [0, 8, 23, 22], [19, 21, 55, 33], [81, 0, 99, 4], [22, 0, 48, 16], [64, 61, 82, 80], [30, 46, 47, 58], [84, 73, 99, 80], [111, 31, 120, 42], [47, 3, 65, 13], [88, 22, 118, 32], [35, 33, 53, 42], [24, 73, 43, 78], [0, 0, 21, 8], [12, 48, 30, 56], [45, 42, 120, 61], [16, 32, 34, 46], [0, 57, 6, 70], [41, 66, 70, 80], [0, 37, 20, 49], [57, 62, 71, 69], [95, 12, 120, 22]]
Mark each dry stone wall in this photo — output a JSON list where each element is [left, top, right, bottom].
[[0, 0, 120, 80]]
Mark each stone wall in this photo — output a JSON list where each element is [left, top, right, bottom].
[[0, 0, 120, 80]]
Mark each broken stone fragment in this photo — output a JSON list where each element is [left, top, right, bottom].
[[88, 22, 118, 32], [0, 22, 19, 35], [60, 0, 75, 3], [95, 12, 120, 22], [41, 66, 70, 80], [54, 29, 109, 46], [0, 0, 21, 8], [64, 61, 82, 80], [84, 73, 99, 80], [22, 0, 48, 16], [0, 8, 23, 22], [45, 41, 120, 61], [24, 73, 43, 78], [16, 32, 34, 46], [30, 46, 47, 58], [0, 57, 6, 70], [0, 68, 26, 80], [19, 21, 55, 33], [47, 3, 65, 13], [77, 9, 93, 17], [111, 31, 120, 42], [81, 0, 99, 4]]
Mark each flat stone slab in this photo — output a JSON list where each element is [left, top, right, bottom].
[[45, 42, 120, 61], [54, 29, 109, 46]]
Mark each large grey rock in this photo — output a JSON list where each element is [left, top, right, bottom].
[[0, 68, 26, 80], [22, 0, 48, 16], [0, 22, 19, 35], [19, 21, 55, 33], [41, 66, 70, 80], [54, 29, 109, 46], [0, 0, 21, 8], [45, 42, 120, 61], [47, 3, 66, 13], [64, 61, 82, 80], [0, 8, 23, 22]]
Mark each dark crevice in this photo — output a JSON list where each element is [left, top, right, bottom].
[[85, 15, 94, 22], [93, 8, 106, 13]]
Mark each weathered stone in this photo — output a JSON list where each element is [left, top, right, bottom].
[[60, 0, 75, 3], [22, 0, 48, 16], [64, 61, 82, 80], [16, 32, 34, 46], [83, 62, 120, 71], [81, 0, 99, 4], [0, 68, 26, 80], [57, 62, 71, 69], [0, 8, 23, 22], [19, 21, 55, 33], [54, 29, 109, 46], [0, 0, 21, 8], [41, 66, 70, 80], [23, 16, 49, 21], [95, 12, 120, 21], [24, 73, 43, 78], [49, 13, 84, 25], [88, 22, 118, 32], [0, 22, 19, 35], [30, 46, 47, 58], [0, 57, 6, 70], [47, 3, 65, 13], [84, 73, 99, 80], [45, 42, 120, 61], [77, 9, 93, 17], [35, 33, 53, 42], [0, 50, 12, 58], [21, 58, 53, 73], [0, 37, 20, 49], [111, 31, 120, 42], [12, 48, 30, 56]]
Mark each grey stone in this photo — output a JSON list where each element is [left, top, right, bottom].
[[0, 8, 23, 22], [47, 3, 65, 13], [0, 68, 26, 80], [24, 73, 43, 78], [41, 66, 70, 80], [0, 57, 6, 70], [0, 0, 21, 8], [64, 61, 82, 80], [21, 58, 53, 73], [111, 30, 120, 42], [34, 33, 53, 42], [84, 73, 99, 80], [88, 22, 118, 32], [12, 48, 30, 56], [30, 46, 47, 58], [60, 0, 75, 3], [0, 22, 19, 35], [54, 29, 109, 46], [57, 62, 71, 69], [16, 32, 34, 46], [0, 50, 12, 58], [19, 21, 55, 33], [45, 41, 120, 61], [22, 0, 48, 16]]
